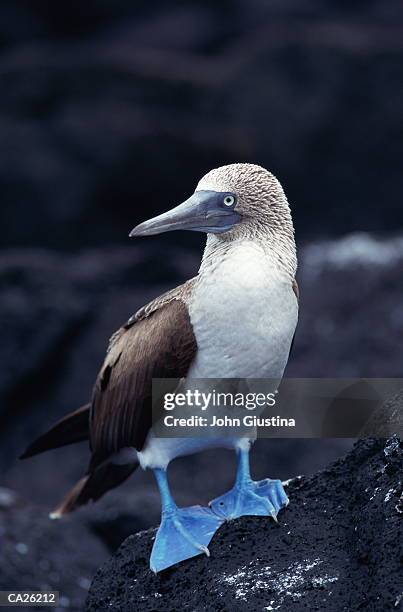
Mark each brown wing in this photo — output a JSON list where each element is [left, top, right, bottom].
[[89, 297, 197, 470], [288, 278, 299, 358], [292, 278, 299, 300]]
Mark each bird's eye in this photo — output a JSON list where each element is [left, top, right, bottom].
[[223, 195, 235, 207]]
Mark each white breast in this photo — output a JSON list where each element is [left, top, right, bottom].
[[137, 241, 298, 470], [187, 241, 298, 379]]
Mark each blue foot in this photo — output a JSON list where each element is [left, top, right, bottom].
[[209, 478, 289, 521], [150, 505, 224, 573]]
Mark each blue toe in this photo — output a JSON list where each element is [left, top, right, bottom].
[[150, 505, 224, 573], [254, 478, 290, 514], [209, 479, 289, 521]]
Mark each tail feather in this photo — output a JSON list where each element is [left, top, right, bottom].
[[50, 461, 138, 517], [20, 403, 90, 459]]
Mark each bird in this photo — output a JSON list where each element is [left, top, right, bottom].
[[20, 163, 299, 573]]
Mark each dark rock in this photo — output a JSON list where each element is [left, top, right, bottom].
[[359, 388, 403, 437], [86, 437, 403, 612], [0, 493, 108, 612]]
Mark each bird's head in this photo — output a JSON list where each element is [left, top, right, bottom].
[[130, 163, 294, 243]]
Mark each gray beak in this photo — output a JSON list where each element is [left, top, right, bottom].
[[129, 190, 241, 237]]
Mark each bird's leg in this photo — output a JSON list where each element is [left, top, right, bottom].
[[209, 446, 289, 521], [150, 468, 223, 573]]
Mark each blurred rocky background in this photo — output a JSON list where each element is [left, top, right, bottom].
[[1, 1, 402, 610]]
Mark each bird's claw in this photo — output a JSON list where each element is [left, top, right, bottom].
[[209, 478, 289, 521], [150, 505, 223, 573]]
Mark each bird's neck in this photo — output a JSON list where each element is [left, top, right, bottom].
[[199, 228, 297, 281]]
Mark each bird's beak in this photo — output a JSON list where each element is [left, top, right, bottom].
[[129, 190, 241, 237]]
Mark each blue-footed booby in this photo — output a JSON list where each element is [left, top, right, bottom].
[[21, 163, 299, 573]]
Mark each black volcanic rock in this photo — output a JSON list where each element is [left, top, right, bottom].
[[86, 437, 403, 612]]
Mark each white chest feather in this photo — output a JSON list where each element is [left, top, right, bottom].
[[137, 241, 298, 470], [187, 241, 298, 379]]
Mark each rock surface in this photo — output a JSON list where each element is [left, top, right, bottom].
[[86, 437, 403, 612], [0, 490, 108, 612]]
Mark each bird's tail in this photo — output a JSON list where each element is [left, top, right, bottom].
[[19, 403, 91, 459], [50, 461, 138, 517], [20, 402, 139, 516]]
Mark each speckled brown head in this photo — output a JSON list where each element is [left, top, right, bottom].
[[196, 163, 294, 240]]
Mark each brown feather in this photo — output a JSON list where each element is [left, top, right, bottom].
[[50, 462, 138, 517], [288, 278, 299, 358], [89, 293, 197, 471], [22, 283, 198, 512], [292, 278, 299, 300], [20, 403, 90, 459]]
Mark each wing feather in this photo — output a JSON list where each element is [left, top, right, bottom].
[[89, 295, 197, 470]]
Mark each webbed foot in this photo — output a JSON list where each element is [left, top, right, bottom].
[[209, 478, 288, 521], [150, 505, 224, 573]]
